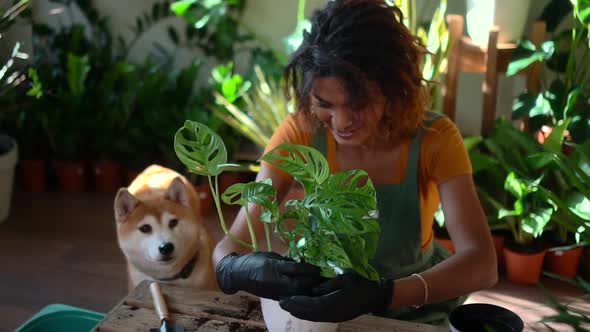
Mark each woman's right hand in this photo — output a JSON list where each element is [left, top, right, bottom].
[[215, 251, 324, 300]]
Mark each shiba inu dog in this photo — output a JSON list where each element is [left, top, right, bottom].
[[114, 165, 218, 291]]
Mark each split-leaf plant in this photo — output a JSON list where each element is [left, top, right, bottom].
[[174, 120, 381, 281]]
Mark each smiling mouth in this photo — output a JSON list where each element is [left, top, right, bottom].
[[336, 128, 359, 138]]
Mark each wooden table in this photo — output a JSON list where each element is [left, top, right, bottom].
[[94, 280, 447, 332]]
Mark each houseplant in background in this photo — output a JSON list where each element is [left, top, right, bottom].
[[394, 0, 450, 110], [529, 136, 590, 279], [472, 116, 590, 283], [211, 64, 295, 152], [507, 0, 590, 149], [0, 0, 30, 220], [472, 119, 553, 285]]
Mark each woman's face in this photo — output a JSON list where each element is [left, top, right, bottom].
[[310, 77, 385, 147]]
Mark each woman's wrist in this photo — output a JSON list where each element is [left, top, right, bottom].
[[390, 274, 430, 309]]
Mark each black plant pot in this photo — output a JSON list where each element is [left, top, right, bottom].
[[449, 303, 524, 332]]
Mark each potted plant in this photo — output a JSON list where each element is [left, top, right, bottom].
[[0, 0, 30, 215], [174, 120, 381, 331], [529, 136, 590, 279], [473, 119, 554, 285], [507, 0, 590, 149]]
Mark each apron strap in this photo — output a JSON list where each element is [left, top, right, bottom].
[[402, 111, 446, 187], [312, 128, 327, 155]]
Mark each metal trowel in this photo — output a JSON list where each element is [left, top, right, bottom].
[[149, 282, 185, 332]]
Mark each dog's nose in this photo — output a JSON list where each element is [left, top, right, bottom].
[[159, 242, 175, 256]]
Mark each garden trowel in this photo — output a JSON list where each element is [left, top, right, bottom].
[[149, 282, 185, 332]]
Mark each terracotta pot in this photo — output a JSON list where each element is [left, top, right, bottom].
[[194, 183, 214, 217], [55, 161, 86, 193], [93, 160, 122, 193], [19, 160, 47, 193], [436, 237, 455, 254], [544, 246, 584, 279], [492, 233, 506, 271], [504, 247, 546, 285]]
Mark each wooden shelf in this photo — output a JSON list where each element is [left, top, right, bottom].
[[442, 15, 545, 136]]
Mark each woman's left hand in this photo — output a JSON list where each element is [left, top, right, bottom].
[[279, 273, 394, 322]]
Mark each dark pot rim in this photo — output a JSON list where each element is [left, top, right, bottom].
[[449, 303, 524, 332]]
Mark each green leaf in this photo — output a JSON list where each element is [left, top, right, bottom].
[[26, 68, 43, 99], [507, 41, 547, 76], [531, 93, 553, 118], [544, 119, 572, 153], [261, 144, 330, 192], [563, 88, 582, 120], [170, 0, 196, 16], [504, 172, 524, 198], [512, 92, 538, 119], [470, 152, 500, 174], [240, 179, 280, 222], [221, 182, 246, 205], [66, 53, 89, 98], [498, 208, 520, 219], [573, 0, 590, 25], [173, 120, 230, 176], [194, 13, 210, 29], [463, 136, 483, 151], [567, 191, 590, 220], [522, 205, 554, 237]]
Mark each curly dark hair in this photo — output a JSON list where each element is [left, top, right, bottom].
[[284, 0, 429, 142]]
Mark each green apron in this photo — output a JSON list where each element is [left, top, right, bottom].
[[312, 111, 464, 325]]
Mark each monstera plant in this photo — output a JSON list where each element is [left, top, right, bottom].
[[174, 120, 381, 281]]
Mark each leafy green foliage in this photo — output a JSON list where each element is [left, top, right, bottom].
[[469, 118, 590, 245], [174, 121, 381, 281], [508, 0, 590, 143]]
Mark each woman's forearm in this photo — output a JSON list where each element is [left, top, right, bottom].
[[391, 248, 497, 308]]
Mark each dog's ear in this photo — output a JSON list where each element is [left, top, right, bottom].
[[114, 188, 139, 223], [166, 177, 190, 207]]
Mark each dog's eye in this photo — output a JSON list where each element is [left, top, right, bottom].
[[169, 219, 178, 229], [139, 224, 152, 233]]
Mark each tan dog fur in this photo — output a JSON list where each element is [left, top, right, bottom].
[[114, 165, 217, 291]]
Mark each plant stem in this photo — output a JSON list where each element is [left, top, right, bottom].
[[264, 221, 272, 251], [244, 204, 258, 251], [297, 0, 306, 24], [209, 175, 253, 250]]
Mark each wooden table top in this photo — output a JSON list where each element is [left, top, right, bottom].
[[95, 280, 447, 332]]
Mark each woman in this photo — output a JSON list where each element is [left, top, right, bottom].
[[213, 0, 497, 324]]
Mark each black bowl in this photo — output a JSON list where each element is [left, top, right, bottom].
[[449, 303, 524, 332]]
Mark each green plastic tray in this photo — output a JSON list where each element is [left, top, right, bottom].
[[14, 303, 105, 332]]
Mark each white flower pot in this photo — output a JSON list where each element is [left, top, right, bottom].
[[466, 0, 532, 45], [260, 298, 339, 332], [0, 135, 18, 223]]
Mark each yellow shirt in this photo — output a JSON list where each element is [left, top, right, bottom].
[[262, 114, 472, 249]]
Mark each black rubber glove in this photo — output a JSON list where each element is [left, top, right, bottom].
[[279, 273, 394, 322], [216, 252, 324, 300]]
